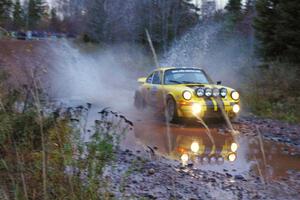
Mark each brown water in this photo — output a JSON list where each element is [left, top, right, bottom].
[[129, 115, 300, 179]]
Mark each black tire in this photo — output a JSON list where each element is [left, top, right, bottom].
[[165, 96, 178, 123], [134, 91, 145, 110]]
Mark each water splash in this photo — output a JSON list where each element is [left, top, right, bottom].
[[47, 40, 152, 112]]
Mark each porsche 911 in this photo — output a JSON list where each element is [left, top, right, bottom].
[[134, 67, 240, 122]]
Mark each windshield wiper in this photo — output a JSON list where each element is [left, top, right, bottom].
[[182, 81, 202, 84], [168, 80, 183, 84]]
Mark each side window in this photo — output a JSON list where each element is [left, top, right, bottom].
[[146, 73, 154, 83], [152, 71, 161, 85]]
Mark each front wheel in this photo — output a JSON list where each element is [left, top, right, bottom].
[[165, 97, 178, 123]]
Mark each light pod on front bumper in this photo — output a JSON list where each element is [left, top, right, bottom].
[[196, 88, 205, 97], [212, 88, 220, 97], [220, 88, 227, 97], [205, 88, 212, 97]]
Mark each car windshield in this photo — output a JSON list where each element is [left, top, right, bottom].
[[164, 69, 209, 85]]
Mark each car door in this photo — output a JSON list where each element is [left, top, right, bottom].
[[149, 71, 164, 108], [143, 72, 154, 105]]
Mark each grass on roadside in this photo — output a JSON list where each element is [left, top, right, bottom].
[[241, 62, 300, 123], [0, 68, 131, 199]]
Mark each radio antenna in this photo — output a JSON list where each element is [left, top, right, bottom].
[[145, 29, 159, 68]]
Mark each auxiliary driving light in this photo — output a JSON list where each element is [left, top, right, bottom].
[[231, 143, 238, 152], [191, 141, 200, 153], [232, 104, 240, 113], [212, 88, 220, 97], [205, 88, 212, 97], [192, 103, 202, 115], [196, 88, 205, 97], [228, 153, 236, 162], [220, 88, 227, 97]]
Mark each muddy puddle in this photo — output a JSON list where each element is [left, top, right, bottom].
[[63, 102, 300, 181], [130, 117, 300, 180]]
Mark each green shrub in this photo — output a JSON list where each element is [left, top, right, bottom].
[[0, 69, 130, 199], [242, 62, 300, 123]]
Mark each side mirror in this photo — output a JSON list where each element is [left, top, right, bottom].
[[137, 77, 147, 83], [217, 81, 222, 85]]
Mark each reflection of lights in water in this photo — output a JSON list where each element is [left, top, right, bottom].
[[202, 157, 209, 163], [231, 142, 238, 152], [194, 156, 201, 164], [210, 157, 216, 164], [217, 157, 224, 164], [192, 103, 202, 115], [233, 104, 240, 113], [181, 154, 189, 163], [228, 153, 236, 162], [191, 141, 200, 153]]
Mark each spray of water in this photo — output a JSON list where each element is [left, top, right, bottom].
[[162, 21, 252, 87], [47, 40, 152, 112]]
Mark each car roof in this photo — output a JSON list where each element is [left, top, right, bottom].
[[156, 67, 203, 71]]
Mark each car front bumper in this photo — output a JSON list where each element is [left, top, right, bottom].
[[176, 99, 239, 119]]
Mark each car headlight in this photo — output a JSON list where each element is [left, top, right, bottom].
[[231, 91, 240, 100], [232, 104, 240, 113], [196, 88, 205, 97], [205, 88, 212, 97], [182, 91, 192, 100], [220, 88, 227, 97], [212, 88, 220, 97]]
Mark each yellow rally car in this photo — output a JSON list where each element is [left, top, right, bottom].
[[134, 67, 240, 122]]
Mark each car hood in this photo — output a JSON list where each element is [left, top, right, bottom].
[[172, 84, 235, 91]]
